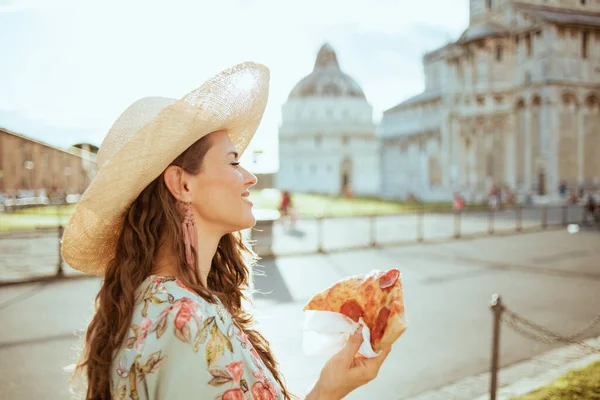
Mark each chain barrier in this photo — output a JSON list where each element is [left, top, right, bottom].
[[501, 306, 600, 352], [489, 294, 600, 400]]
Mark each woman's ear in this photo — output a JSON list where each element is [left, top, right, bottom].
[[163, 165, 189, 202]]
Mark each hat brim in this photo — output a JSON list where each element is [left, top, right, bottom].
[[61, 62, 270, 275]]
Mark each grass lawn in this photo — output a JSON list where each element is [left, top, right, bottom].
[[248, 189, 453, 217], [0, 204, 76, 232], [513, 360, 600, 400], [0, 190, 455, 232]]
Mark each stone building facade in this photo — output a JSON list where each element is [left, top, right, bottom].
[[380, 0, 600, 202], [0, 128, 97, 199], [277, 44, 380, 197]]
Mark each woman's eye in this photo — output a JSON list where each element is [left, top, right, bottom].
[[231, 162, 240, 167]]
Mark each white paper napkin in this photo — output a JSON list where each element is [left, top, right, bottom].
[[303, 310, 381, 359]]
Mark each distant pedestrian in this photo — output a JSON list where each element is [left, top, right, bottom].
[[559, 181, 567, 198], [278, 190, 297, 229], [453, 192, 464, 210], [584, 195, 599, 225], [488, 187, 499, 210]]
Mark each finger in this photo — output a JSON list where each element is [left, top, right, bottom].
[[376, 346, 392, 362], [336, 329, 364, 364], [379, 346, 392, 358], [363, 347, 392, 369]]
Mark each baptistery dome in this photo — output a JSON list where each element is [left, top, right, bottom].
[[288, 43, 366, 99]]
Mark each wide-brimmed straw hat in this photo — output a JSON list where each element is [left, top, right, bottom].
[[61, 62, 270, 275]]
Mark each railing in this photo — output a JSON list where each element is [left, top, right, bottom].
[[0, 204, 594, 286], [258, 204, 592, 256]]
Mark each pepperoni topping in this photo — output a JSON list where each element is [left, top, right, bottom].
[[370, 306, 391, 348], [340, 299, 364, 322], [379, 269, 400, 289]]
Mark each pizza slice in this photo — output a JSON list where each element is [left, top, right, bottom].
[[303, 268, 407, 352]]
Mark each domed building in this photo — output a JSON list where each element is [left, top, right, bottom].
[[277, 43, 380, 197]]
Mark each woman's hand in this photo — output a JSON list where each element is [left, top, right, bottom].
[[307, 328, 392, 400]]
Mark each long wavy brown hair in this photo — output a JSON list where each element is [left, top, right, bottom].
[[71, 134, 296, 399]]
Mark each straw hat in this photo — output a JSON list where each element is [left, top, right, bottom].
[[61, 62, 270, 275]]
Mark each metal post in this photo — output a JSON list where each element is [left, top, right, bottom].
[[369, 214, 377, 248], [488, 207, 495, 235], [416, 208, 424, 242], [562, 205, 568, 226], [515, 205, 523, 232], [541, 205, 548, 230], [489, 294, 504, 400], [317, 216, 325, 253], [56, 224, 64, 277], [454, 210, 462, 239]]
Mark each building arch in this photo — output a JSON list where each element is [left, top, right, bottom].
[[515, 98, 526, 110], [560, 92, 579, 110], [340, 157, 353, 196], [584, 94, 599, 110]]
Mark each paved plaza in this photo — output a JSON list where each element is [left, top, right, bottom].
[[1, 226, 599, 399]]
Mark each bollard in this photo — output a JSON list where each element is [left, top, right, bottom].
[[489, 294, 504, 400], [369, 214, 377, 248], [56, 225, 64, 277], [416, 208, 424, 242], [541, 205, 548, 230], [488, 207, 495, 235], [515, 206, 523, 232], [454, 210, 462, 239], [316, 216, 325, 253]]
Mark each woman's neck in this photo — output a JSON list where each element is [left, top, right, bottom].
[[153, 226, 222, 288]]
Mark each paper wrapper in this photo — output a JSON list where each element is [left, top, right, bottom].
[[303, 310, 381, 359]]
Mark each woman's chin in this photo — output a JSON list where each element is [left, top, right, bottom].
[[239, 213, 257, 230]]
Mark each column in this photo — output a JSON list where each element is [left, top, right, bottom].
[[468, 139, 476, 190], [539, 93, 550, 157], [524, 106, 532, 191], [452, 118, 461, 188], [441, 113, 451, 188], [547, 101, 560, 197], [505, 113, 516, 188], [577, 107, 584, 185]]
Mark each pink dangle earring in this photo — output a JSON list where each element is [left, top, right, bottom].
[[181, 201, 199, 266]]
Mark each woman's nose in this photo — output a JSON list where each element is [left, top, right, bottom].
[[244, 168, 258, 187]]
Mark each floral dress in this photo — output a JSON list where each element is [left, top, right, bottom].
[[111, 275, 283, 400]]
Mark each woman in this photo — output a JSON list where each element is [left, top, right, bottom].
[[63, 62, 391, 400]]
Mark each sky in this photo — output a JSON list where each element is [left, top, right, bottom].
[[0, 0, 469, 172]]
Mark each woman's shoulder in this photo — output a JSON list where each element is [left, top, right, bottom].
[[133, 275, 224, 322], [135, 275, 203, 302], [123, 275, 232, 356]]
